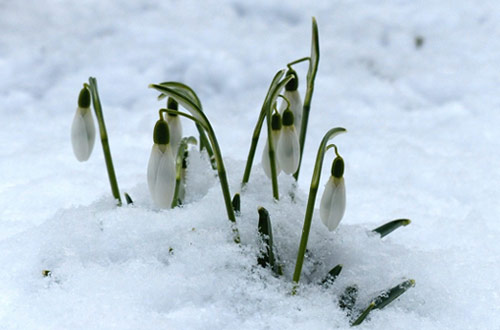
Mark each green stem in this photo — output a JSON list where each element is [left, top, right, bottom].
[[294, 17, 320, 181], [292, 127, 346, 285], [87, 77, 122, 206]]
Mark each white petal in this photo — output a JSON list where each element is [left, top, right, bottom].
[[261, 130, 281, 178], [277, 126, 300, 174], [147, 144, 176, 208], [167, 115, 183, 157], [279, 90, 302, 131], [320, 177, 346, 231], [71, 107, 95, 162], [147, 144, 162, 201]]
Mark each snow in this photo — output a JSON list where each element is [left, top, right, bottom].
[[1, 0, 500, 328]]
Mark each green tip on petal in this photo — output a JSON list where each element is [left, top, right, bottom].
[[285, 69, 299, 91], [282, 109, 294, 126], [167, 97, 179, 115], [271, 112, 282, 131], [331, 156, 344, 178], [78, 86, 91, 108], [153, 119, 170, 145]]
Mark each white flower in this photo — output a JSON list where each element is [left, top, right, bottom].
[[279, 89, 302, 132], [277, 110, 300, 175], [320, 156, 346, 231], [262, 129, 281, 178], [167, 114, 182, 157], [147, 119, 176, 208], [71, 87, 95, 162]]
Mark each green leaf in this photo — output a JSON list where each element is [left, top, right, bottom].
[[307, 17, 320, 85], [157, 81, 203, 110], [372, 219, 411, 238], [257, 207, 276, 270], [372, 279, 415, 310], [232, 193, 241, 214], [124, 192, 133, 205], [351, 279, 415, 326], [150, 84, 203, 122], [350, 302, 375, 326], [321, 264, 343, 285]]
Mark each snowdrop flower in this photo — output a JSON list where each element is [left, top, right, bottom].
[[320, 154, 346, 231], [262, 112, 282, 178], [71, 86, 95, 162], [279, 69, 302, 132], [166, 97, 183, 157], [277, 109, 300, 174], [147, 118, 176, 208]]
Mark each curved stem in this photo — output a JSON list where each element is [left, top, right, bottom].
[[277, 94, 290, 111], [292, 127, 346, 286], [287, 57, 311, 69], [325, 143, 339, 156], [88, 77, 122, 206]]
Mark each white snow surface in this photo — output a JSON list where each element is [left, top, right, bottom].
[[1, 0, 500, 329]]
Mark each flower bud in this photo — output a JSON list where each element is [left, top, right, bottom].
[[281, 109, 294, 126], [167, 97, 179, 111], [284, 69, 299, 91], [153, 119, 170, 145], [331, 156, 344, 179], [71, 86, 95, 162]]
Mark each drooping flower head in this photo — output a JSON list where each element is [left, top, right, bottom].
[[262, 112, 282, 178], [320, 152, 346, 231], [71, 86, 96, 162], [147, 117, 176, 208], [277, 109, 300, 175]]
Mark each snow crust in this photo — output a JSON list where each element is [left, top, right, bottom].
[[1, 0, 500, 328]]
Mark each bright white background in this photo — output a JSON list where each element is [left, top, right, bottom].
[[1, 1, 499, 329]]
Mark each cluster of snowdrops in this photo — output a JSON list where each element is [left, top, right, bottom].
[[69, 18, 414, 326]]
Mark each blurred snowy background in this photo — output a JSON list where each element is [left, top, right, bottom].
[[1, 0, 499, 329]]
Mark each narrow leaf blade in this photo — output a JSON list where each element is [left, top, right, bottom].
[[372, 219, 411, 238]]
